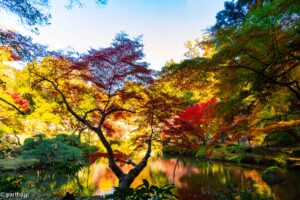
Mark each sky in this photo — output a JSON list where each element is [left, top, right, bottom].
[[0, 0, 226, 70]]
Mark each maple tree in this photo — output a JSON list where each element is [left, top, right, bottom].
[[25, 32, 181, 188], [162, 0, 300, 149], [163, 98, 217, 150], [0, 30, 45, 115], [0, 0, 299, 197]]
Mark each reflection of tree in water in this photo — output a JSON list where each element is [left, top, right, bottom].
[[162, 159, 270, 200], [12, 158, 300, 199], [174, 161, 230, 199], [22, 169, 76, 195], [148, 168, 169, 186]]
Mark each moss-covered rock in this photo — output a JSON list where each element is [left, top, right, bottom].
[[262, 166, 283, 186]]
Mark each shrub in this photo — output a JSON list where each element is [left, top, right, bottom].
[[263, 131, 297, 147], [105, 179, 179, 200], [195, 146, 206, 158], [226, 144, 250, 154], [262, 166, 283, 186], [55, 134, 81, 147], [20, 136, 83, 166], [0, 174, 25, 192]]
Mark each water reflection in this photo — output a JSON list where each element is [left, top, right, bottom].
[[17, 157, 300, 199]]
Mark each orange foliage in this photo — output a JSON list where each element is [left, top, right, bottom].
[[250, 119, 300, 136], [6, 91, 30, 112]]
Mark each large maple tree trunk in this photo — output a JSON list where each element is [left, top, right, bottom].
[[94, 128, 152, 189], [118, 157, 150, 189]]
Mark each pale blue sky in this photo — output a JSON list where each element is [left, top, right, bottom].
[[0, 0, 225, 70]]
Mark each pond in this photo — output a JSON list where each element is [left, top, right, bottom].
[[4, 157, 300, 199]]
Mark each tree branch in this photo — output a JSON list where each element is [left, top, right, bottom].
[[28, 68, 96, 130], [0, 97, 25, 115], [83, 108, 104, 120]]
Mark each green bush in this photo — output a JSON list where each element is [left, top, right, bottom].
[[262, 166, 283, 186], [104, 179, 179, 200], [263, 131, 297, 147], [55, 134, 81, 147], [226, 144, 251, 154], [80, 143, 99, 155], [20, 135, 83, 166], [0, 174, 25, 192], [195, 146, 206, 158]]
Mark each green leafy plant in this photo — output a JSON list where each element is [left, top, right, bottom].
[[0, 174, 25, 192], [105, 179, 179, 200]]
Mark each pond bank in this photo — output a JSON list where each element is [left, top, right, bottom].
[[163, 144, 300, 170]]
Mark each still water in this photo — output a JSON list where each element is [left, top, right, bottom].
[[16, 157, 300, 199]]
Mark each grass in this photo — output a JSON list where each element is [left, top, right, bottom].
[[0, 157, 39, 171]]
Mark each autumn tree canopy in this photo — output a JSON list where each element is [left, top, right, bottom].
[[162, 0, 300, 149], [25, 32, 184, 188]]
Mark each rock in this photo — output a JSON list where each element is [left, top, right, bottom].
[[262, 167, 283, 186]]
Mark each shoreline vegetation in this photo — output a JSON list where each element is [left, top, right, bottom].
[[163, 143, 300, 169], [2, 144, 300, 173]]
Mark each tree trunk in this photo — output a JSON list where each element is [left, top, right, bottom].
[[118, 174, 136, 189], [118, 159, 150, 189], [93, 127, 152, 189]]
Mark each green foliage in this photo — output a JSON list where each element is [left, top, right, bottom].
[[55, 134, 81, 147], [263, 166, 281, 174], [274, 153, 288, 167], [162, 145, 196, 157], [0, 134, 20, 159], [263, 132, 297, 147], [0, 174, 25, 192], [226, 154, 246, 165], [80, 143, 99, 155], [262, 165, 283, 185], [180, 91, 199, 106], [20, 134, 84, 166], [226, 144, 251, 154], [21, 138, 81, 163], [195, 146, 206, 158], [105, 179, 179, 200]]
